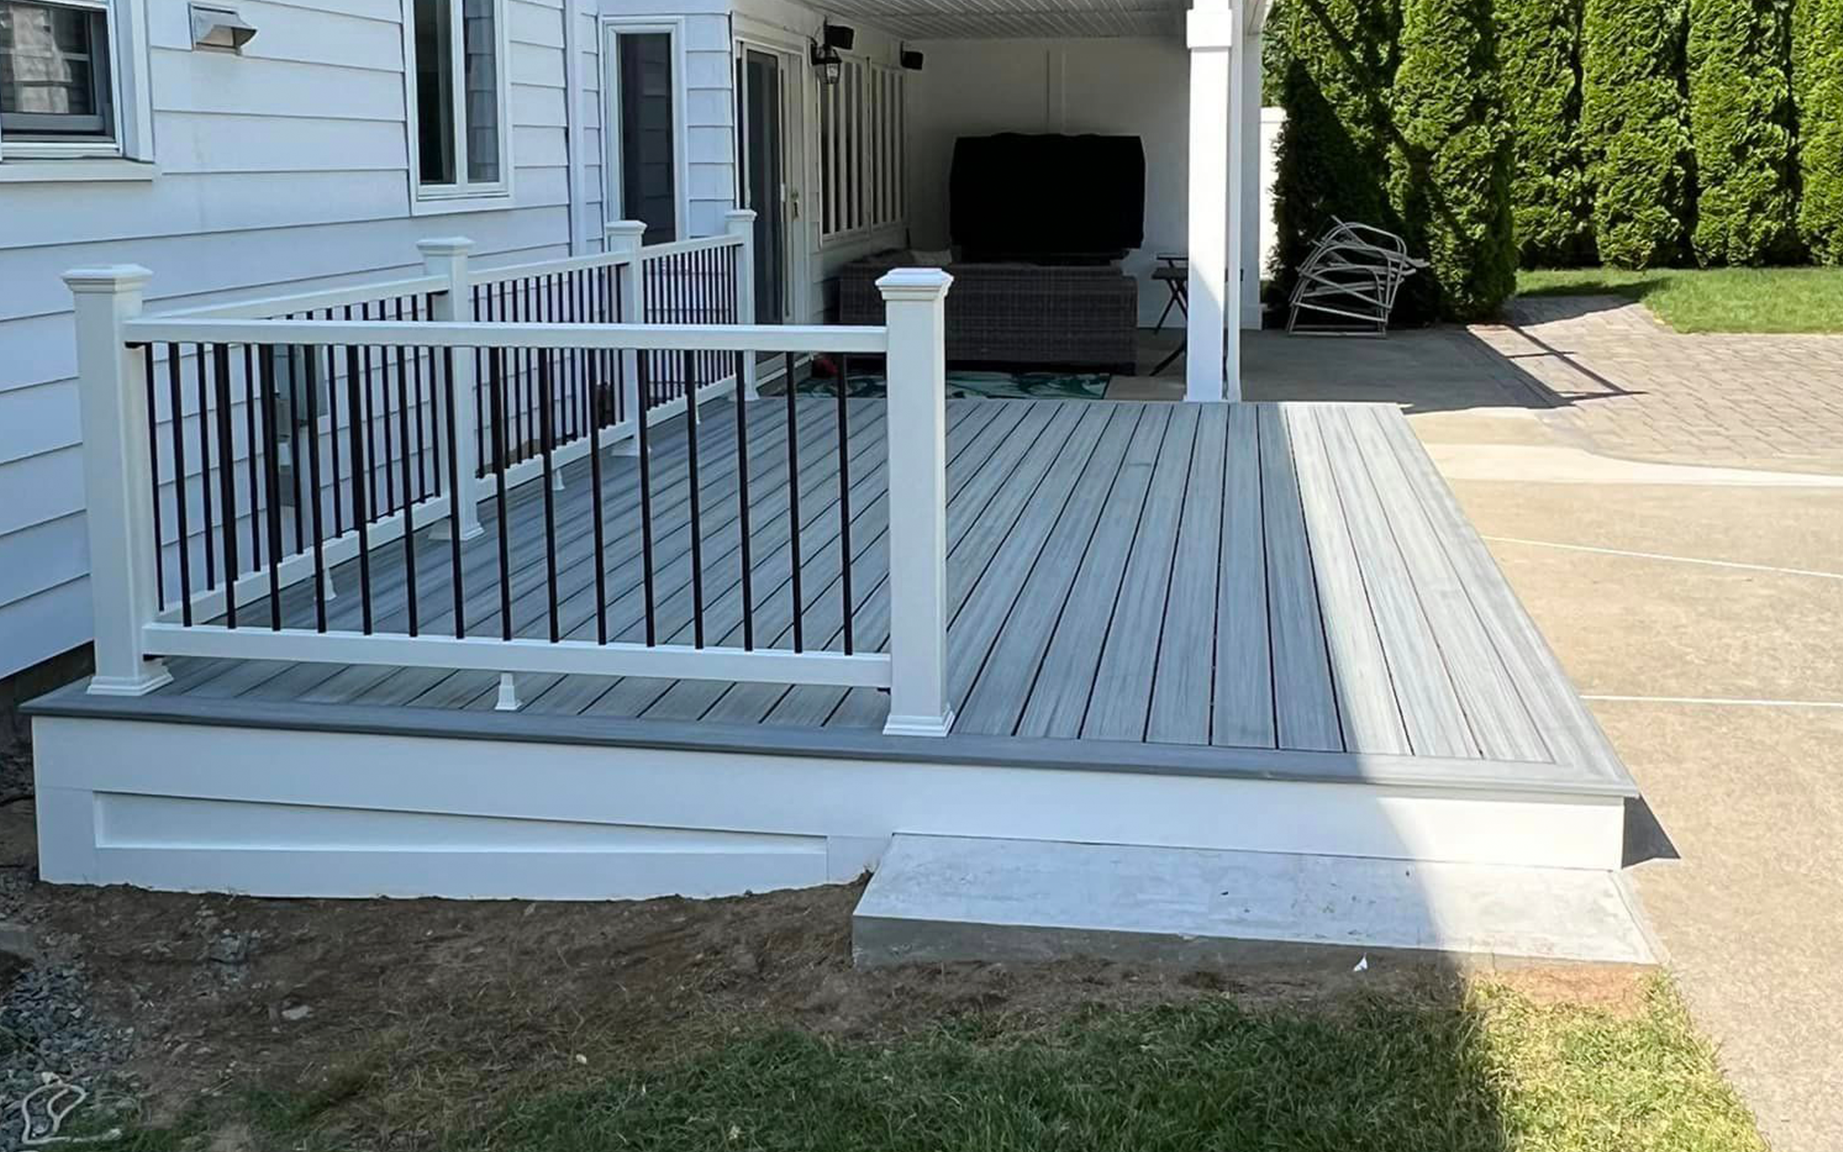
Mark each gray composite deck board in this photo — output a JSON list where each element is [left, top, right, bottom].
[[1255, 406, 1342, 752], [93, 399, 1636, 797]]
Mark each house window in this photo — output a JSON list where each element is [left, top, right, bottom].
[[0, 0, 115, 148], [819, 59, 902, 242], [609, 29, 677, 243], [408, 0, 506, 199]]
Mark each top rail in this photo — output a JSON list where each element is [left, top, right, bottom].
[[638, 234, 745, 260], [468, 248, 634, 289], [149, 274, 450, 322], [120, 318, 890, 354]]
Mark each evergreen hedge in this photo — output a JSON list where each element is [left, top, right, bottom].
[[1500, 0, 1595, 265], [1269, 0, 1405, 313], [1388, 0, 1517, 318], [1686, 0, 1799, 264], [1794, 0, 1843, 263], [1580, 0, 1692, 268]]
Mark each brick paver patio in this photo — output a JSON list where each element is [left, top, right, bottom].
[[1466, 297, 1843, 472]]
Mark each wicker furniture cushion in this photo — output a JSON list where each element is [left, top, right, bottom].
[[838, 253, 1138, 372]]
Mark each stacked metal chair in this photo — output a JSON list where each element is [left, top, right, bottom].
[[1287, 219, 1428, 335]]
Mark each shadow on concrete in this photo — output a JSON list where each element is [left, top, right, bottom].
[[1623, 796, 1682, 868]]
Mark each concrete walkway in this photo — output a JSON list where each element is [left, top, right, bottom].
[[1253, 300, 1843, 1151]]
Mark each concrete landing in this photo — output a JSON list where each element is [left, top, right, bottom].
[[853, 835, 1658, 970]]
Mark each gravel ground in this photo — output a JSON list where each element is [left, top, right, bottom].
[[0, 742, 135, 1151]]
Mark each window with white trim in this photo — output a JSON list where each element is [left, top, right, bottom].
[[606, 26, 678, 243], [407, 0, 507, 200], [0, 0, 124, 156], [819, 59, 903, 241]]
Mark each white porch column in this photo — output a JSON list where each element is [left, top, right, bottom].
[[64, 266, 172, 696], [725, 208, 759, 399], [419, 237, 484, 541], [1239, 22, 1265, 331], [1186, 0, 1236, 403], [877, 267, 955, 738], [606, 220, 646, 454]]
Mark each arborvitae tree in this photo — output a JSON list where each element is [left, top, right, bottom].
[[1501, 0, 1595, 266], [1270, 0, 1402, 314], [1794, 0, 1843, 263], [1686, 0, 1800, 264], [1581, 0, 1693, 267], [1388, 0, 1517, 317]]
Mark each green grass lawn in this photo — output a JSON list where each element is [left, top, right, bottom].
[[1515, 266, 1843, 334], [108, 976, 1764, 1152]]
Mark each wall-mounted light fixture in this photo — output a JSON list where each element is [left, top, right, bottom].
[[189, 2, 256, 52], [810, 31, 842, 87], [823, 22, 856, 51]]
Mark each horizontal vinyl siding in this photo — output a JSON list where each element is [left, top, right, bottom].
[[0, 0, 576, 679]]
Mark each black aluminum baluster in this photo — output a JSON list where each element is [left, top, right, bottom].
[[166, 346, 193, 625], [359, 302, 379, 517], [258, 349, 284, 630], [303, 345, 328, 633], [587, 336, 608, 645], [836, 351, 854, 654], [325, 311, 344, 535], [212, 344, 239, 627], [195, 344, 216, 589], [346, 344, 373, 634], [684, 349, 704, 648], [490, 348, 513, 640], [382, 304, 399, 515], [142, 346, 165, 610], [734, 349, 754, 651], [472, 285, 487, 475], [636, 350, 657, 645], [442, 346, 466, 638], [784, 351, 803, 652], [539, 350, 560, 642], [398, 336, 419, 637], [242, 344, 260, 572]]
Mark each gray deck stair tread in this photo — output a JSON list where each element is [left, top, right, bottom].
[[1148, 404, 1228, 745], [852, 834, 1655, 967], [1014, 404, 1170, 738], [1344, 405, 1547, 762], [1283, 405, 1410, 755], [1318, 406, 1475, 758], [1081, 403, 1200, 741], [1255, 405, 1342, 752]]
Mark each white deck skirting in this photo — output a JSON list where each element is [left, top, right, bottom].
[[33, 715, 1626, 901]]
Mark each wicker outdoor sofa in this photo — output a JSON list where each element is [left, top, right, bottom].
[[836, 252, 1139, 373]]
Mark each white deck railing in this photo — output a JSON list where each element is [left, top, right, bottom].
[[65, 229, 957, 737]]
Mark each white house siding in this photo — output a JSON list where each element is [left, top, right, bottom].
[[0, 0, 581, 680]]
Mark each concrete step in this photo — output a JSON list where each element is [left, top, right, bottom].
[[853, 835, 1658, 970]]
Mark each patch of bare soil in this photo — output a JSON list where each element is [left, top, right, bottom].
[[0, 765, 1650, 1148]]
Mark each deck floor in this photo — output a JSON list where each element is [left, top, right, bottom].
[[77, 397, 1632, 794]]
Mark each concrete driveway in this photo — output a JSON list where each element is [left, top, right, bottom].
[[1243, 301, 1843, 1152]]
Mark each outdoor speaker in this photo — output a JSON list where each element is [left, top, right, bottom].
[[823, 23, 855, 50], [901, 48, 924, 70]]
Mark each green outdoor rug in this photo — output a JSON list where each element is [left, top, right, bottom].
[[793, 369, 1110, 400]]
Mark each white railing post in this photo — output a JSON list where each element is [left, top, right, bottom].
[[876, 268, 955, 737], [419, 237, 484, 540], [725, 208, 759, 399], [64, 265, 172, 696], [606, 220, 646, 455]]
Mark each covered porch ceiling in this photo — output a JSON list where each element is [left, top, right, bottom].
[[810, 0, 1191, 40]]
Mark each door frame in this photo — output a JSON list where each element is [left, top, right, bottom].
[[601, 16, 691, 243], [733, 19, 811, 326]]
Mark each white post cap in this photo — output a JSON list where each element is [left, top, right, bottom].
[[724, 208, 758, 224], [63, 265, 153, 294], [875, 267, 954, 301], [604, 220, 647, 241], [416, 236, 477, 256]]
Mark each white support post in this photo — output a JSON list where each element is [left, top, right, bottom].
[[419, 237, 484, 541], [1239, 20, 1266, 333], [725, 209, 759, 399], [1186, 0, 1234, 403], [876, 268, 955, 738], [1224, 16, 1245, 400], [606, 220, 646, 455], [64, 265, 172, 696]]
